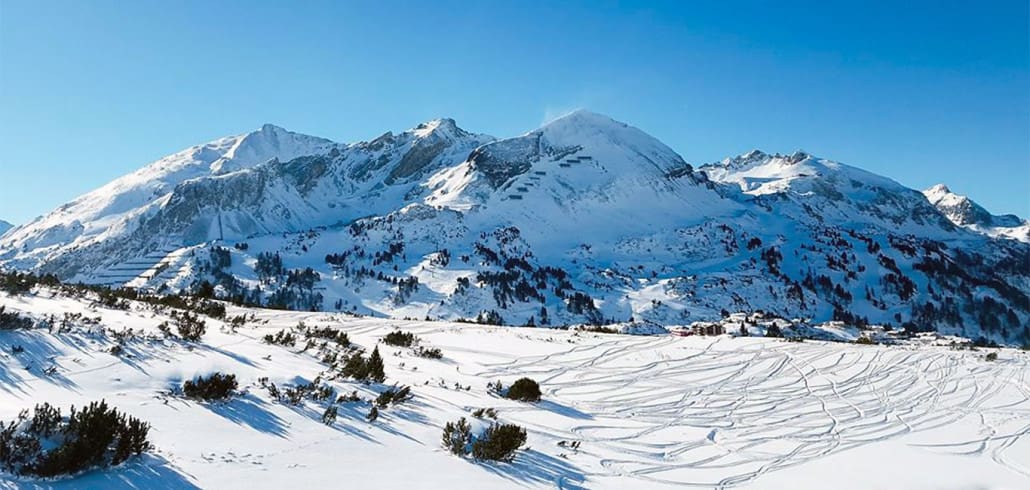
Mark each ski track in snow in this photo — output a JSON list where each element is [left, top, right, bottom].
[[471, 336, 1030, 487]]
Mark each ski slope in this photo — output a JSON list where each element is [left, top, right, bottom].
[[1, 290, 1028, 489]]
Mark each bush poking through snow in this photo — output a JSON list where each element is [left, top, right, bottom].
[[263, 329, 297, 346], [321, 406, 338, 426], [472, 408, 497, 419], [415, 346, 443, 359], [442, 417, 472, 455], [366, 406, 379, 423], [505, 378, 542, 402], [0, 400, 150, 477], [0, 307, 33, 330], [442, 418, 527, 462], [471, 423, 527, 462], [171, 311, 206, 341], [340, 347, 386, 383], [183, 373, 238, 401], [375, 386, 412, 408], [986, 352, 998, 362], [382, 330, 417, 347]]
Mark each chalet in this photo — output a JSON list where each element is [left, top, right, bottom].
[[690, 322, 725, 336]]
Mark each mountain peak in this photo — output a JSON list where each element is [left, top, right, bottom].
[[411, 118, 466, 139], [259, 123, 286, 133], [540, 109, 625, 132], [925, 183, 953, 196]]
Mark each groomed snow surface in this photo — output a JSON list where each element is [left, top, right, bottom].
[[1, 291, 1028, 489]]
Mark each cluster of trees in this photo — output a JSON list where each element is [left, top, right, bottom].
[[372, 242, 405, 266], [442, 418, 527, 462], [183, 373, 238, 401], [339, 347, 386, 383], [0, 306, 33, 330], [0, 400, 150, 477], [255, 252, 285, 283], [165, 310, 206, 341]]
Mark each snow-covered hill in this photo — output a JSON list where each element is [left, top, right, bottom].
[[923, 184, 1029, 242], [2, 288, 1028, 489], [1, 111, 1027, 345], [0, 220, 12, 237]]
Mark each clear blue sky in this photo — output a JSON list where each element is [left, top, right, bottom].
[[1, 0, 1027, 224]]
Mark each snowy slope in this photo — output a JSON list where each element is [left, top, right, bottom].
[[2, 289, 1029, 489], [0, 220, 12, 237], [923, 183, 1029, 242], [1, 112, 1027, 345]]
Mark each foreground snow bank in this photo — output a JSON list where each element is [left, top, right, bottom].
[[0, 291, 1028, 489]]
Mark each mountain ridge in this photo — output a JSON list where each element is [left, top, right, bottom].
[[1, 112, 1027, 344]]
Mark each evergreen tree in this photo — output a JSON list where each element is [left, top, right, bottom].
[[367, 347, 385, 383]]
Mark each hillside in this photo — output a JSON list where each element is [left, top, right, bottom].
[[1, 286, 1028, 489], [0, 112, 1027, 345]]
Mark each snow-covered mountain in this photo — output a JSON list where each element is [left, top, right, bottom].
[[923, 183, 1029, 242], [0, 124, 336, 271], [1, 111, 1027, 344], [0, 220, 12, 237]]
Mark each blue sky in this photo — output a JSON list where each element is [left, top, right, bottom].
[[1, 0, 1027, 224]]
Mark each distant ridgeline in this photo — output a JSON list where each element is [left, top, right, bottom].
[[0, 111, 1026, 344]]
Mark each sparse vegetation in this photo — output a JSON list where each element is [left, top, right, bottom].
[[471, 423, 527, 462], [182, 373, 238, 401], [383, 330, 417, 347], [0, 306, 33, 330], [442, 417, 472, 455], [415, 346, 443, 359], [339, 346, 386, 383], [0, 400, 150, 477], [505, 378, 542, 402], [264, 329, 298, 346], [375, 385, 412, 408]]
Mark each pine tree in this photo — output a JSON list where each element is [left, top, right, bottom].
[[367, 347, 385, 383]]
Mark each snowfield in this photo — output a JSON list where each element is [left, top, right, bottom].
[[1, 291, 1028, 489]]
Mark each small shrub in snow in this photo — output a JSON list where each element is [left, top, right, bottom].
[[375, 386, 412, 408], [0, 307, 33, 330], [303, 325, 349, 346], [472, 408, 497, 419], [415, 346, 443, 359], [855, 336, 875, 345], [505, 378, 541, 402], [471, 423, 527, 462], [442, 417, 472, 455], [0, 400, 150, 477], [340, 347, 385, 383], [442, 417, 527, 462], [321, 406, 338, 426], [382, 330, 416, 347], [337, 390, 362, 403], [366, 406, 379, 423], [263, 329, 297, 346], [171, 311, 206, 341], [183, 373, 238, 401], [986, 352, 998, 362]]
